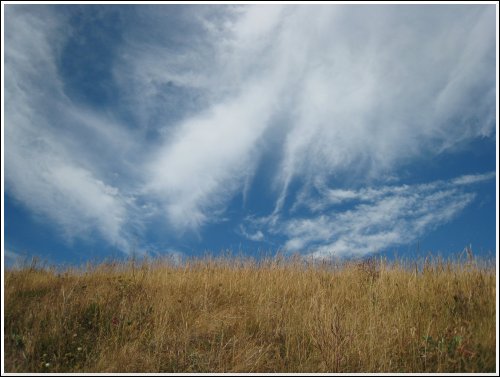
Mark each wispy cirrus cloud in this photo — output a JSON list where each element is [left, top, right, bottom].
[[243, 173, 494, 259], [293, 172, 497, 214], [270, 5, 495, 211], [451, 172, 496, 186], [4, 6, 137, 251], [239, 225, 265, 242], [143, 82, 279, 230], [135, 5, 495, 228]]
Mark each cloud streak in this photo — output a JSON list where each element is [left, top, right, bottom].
[[137, 4, 495, 227], [144, 82, 279, 230], [244, 173, 494, 259], [4, 6, 136, 251]]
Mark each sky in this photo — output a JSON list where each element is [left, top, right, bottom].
[[2, 3, 498, 267]]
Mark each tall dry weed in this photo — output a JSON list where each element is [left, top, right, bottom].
[[4, 255, 496, 372]]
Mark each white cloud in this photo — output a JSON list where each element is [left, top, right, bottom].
[[144, 81, 279, 230], [451, 172, 496, 186], [135, 5, 495, 229], [4, 6, 135, 251], [271, 5, 495, 202], [244, 173, 491, 259], [292, 171, 495, 215], [239, 225, 265, 242]]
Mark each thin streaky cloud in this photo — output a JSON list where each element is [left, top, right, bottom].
[[5, 6, 135, 251], [244, 173, 491, 259]]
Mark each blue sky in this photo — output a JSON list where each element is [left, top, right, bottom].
[[2, 4, 498, 267]]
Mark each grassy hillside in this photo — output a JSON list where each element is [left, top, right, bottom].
[[4, 255, 496, 372]]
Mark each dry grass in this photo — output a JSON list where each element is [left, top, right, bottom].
[[4, 254, 496, 373]]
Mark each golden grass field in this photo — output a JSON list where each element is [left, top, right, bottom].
[[4, 254, 497, 373]]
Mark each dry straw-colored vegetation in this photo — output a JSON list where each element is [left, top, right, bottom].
[[4, 252, 496, 373]]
